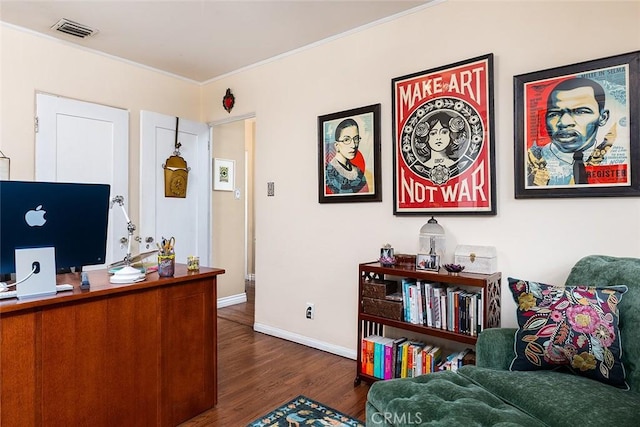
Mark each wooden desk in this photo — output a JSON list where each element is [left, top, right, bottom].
[[0, 264, 225, 427]]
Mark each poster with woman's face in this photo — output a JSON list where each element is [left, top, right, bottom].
[[317, 104, 381, 204], [392, 54, 496, 215]]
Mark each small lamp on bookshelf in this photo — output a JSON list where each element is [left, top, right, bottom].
[[418, 216, 445, 269]]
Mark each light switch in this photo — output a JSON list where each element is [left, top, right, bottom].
[[267, 182, 275, 197]]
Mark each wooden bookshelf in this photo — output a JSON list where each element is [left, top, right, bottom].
[[355, 261, 501, 385]]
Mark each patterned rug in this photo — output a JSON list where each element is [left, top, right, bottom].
[[246, 395, 365, 427]]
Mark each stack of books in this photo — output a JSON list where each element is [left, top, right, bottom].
[[361, 334, 474, 380]]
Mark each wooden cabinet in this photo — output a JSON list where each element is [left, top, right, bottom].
[[0, 265, 224, 427], [355, 261, 501, 385]]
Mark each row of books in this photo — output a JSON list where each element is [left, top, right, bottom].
[[401, 279, 484, 336], [361, 335, 473, 380]]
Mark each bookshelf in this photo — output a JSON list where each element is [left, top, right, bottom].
[[355, 261, 501, 385]]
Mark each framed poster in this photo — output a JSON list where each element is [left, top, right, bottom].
[[514, 50, 640, 198], [213, 158, 235, 191], [318, 103, 382, 203], [392, 54, 496, 215]]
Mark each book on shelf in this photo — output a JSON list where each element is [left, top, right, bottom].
[[427, 346, 442, 373], [439, 289, 447, 331], [390, 337, 406, 379], [400, 340, 410, 378], [362, 335, 379, 376], [376, 336, 395, 379], [400, 278, 416, 323]]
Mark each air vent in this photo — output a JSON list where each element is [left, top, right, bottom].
[[51, 18, 98, 38]]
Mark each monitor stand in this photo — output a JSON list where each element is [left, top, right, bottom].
[[15, 247, 56, 300]]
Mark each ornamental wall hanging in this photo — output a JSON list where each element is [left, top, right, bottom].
[[392, 53, 496, 215], [162, 117, 190, 198], [223, 88, 235, 113]]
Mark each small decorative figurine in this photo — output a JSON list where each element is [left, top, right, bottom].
[[379, 243, 396, 267]]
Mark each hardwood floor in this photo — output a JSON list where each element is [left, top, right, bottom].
[[181, 281, 370, 426]]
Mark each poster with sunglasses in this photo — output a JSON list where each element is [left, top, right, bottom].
[[317, 103, 382, 203], [392, 54, 496, 215]]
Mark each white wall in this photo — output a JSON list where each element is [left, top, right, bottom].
[[202, 1, 640, 357]]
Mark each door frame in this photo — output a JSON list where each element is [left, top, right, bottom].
[[209, 113, 255, 281]]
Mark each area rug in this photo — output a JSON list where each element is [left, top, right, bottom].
[[246, 395, 365, 427]]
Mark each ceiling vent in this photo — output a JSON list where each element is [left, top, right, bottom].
[[51, 18, 98, 38]]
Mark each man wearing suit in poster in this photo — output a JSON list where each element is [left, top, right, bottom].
[[527, 77, 616, 186]]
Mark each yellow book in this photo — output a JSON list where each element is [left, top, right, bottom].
[[400, 341, 410, 378]]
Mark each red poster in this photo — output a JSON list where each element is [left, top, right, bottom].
[[392, 54, 495, 215]]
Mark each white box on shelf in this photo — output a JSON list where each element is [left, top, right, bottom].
[[454, 245, 497, 274]]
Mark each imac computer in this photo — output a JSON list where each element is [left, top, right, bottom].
[[0, 181, 111, 288]]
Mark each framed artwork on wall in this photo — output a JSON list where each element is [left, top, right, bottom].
[[213, 158, 235, 191], [514, 50, 640, 198], [392, 54, 496, 215], [317, 103, 382, 203]]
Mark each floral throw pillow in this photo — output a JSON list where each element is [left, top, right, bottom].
[[508, 277, 629, 389]]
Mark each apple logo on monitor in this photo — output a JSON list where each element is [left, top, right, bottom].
[[25, 204, 47, 227]]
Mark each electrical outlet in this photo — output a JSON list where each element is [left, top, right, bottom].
[[305, 303, 314, 319]]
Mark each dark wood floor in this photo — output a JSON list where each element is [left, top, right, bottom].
[[180, 282, 370, 426]]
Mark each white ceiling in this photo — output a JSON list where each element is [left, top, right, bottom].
[[0, 0, 432, 83]]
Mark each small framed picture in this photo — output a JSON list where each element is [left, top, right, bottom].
[[213, 158, 235, 191], [416, 253, 440, 271]]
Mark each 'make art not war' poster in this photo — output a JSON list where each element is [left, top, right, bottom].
[[393, 54, 495, 215]]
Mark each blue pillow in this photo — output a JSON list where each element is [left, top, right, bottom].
[[508, 277, 629, 389]]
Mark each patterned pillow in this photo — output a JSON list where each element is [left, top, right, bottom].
[[508, 277, 629, 389]]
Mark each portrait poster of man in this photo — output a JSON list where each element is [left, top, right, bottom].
[[514, 51, 640, 198], [525, 69, 630, 188], [317, 104, 381, 204], [392, 54, 496, 215]]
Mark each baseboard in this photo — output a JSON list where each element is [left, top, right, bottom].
[[253, 322, 357, 360], [217, 292, 247, 308]]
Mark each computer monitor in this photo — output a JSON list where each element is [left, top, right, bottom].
[[0, 180, 111, 276]]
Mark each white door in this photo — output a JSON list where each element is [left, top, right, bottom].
[[139, 111, 210, 267], [35, 93, 129, 267]]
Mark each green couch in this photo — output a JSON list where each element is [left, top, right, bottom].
[[366, 255, 640, 426]]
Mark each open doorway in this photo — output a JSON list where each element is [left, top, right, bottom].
[[211, 115, 255, 325]]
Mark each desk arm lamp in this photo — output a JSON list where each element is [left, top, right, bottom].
[[109, 195, 145, 284]]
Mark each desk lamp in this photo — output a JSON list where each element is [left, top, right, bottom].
[[109, 195, 146, 284]]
